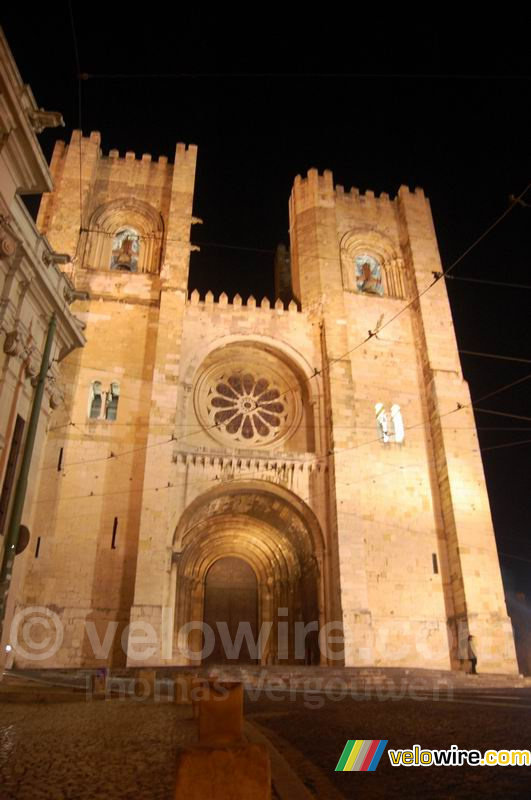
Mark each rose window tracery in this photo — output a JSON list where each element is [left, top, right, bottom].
[[210, 373, 285, 440], [194, 354, 301, 449]]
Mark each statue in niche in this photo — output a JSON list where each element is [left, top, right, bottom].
[[390, 404, 405, 443], [111, 227, 139, 271], [355, 253, 384, 296], [375, 402, 405, 444], [375, 403, 389, 442]]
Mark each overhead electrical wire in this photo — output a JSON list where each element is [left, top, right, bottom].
[[68, 0, 83, 234], [480, 438, 531, 453], [64, 39, 530, 426], [80, 71, 528, 82], [30, 425, 531, 524], [445, 274, 531, 291], [458, 350, 531, 364], [41, 194, 531, 475], [499, 553, 531, 565], [474, 408, 531, 423], [49, 29, 531, 565], [36, 367, 531, 477], [37, 163, 530, 480]]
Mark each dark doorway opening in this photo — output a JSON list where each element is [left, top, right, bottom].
[[203, 556, 258, 664]]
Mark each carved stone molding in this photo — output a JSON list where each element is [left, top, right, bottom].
[[25, 358, 38, 380], [3, 329, 21, 356], [63, 286, 74, 303], [0, 215, 18, 259], [27, 108, 64, 134], [0, 231, 16, 257], [49, 390, 63, 409]]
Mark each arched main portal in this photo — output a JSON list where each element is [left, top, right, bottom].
[[171, 482, 327, 666]]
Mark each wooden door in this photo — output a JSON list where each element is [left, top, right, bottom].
[[203, 557, 258, 664]]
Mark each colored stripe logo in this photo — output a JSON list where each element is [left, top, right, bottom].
[[335, 740, 388, 771]]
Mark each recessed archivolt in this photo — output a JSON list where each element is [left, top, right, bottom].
[[90, 197, 164, 235], [340, 226, 406, 299], [172, 481, 325, 561], [177, 517, 300, 585], [180, 335, 319, 399], [83, 197, 164, 273], [171, 482, 326, 664]]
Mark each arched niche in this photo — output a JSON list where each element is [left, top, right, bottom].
[[340, 227, 406, 299], [81, 197, 164, 274]]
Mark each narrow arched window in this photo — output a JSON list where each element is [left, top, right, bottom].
[[89, 381, 103, 419], [106, 382, 120, 421], [110, 228, 140, 272]]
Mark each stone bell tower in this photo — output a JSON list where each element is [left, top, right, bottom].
[[18, 131, 198, 666], [288, 168, 517, 673]]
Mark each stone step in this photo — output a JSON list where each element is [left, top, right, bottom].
[[7, 665, 529, 691]]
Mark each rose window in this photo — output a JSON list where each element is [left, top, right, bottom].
[[210, 373, 285, 440], [194, 352, 302, 450]]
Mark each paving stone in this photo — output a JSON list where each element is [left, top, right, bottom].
[[0, 700, 196, 800]]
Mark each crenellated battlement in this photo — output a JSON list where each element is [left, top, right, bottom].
[[105, 149, 169, 166], [187, 289, 301, 313], [335, 184, 395, 209], [103, 141, 197, 164], [292, 168, 334, 204], [292, 167, 429, 213], [46, 131, 198, 185]]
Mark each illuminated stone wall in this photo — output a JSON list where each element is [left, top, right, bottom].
[[13, 133, 518, 674], [0, 33, 85, 665], [289, 169, 518, 673]]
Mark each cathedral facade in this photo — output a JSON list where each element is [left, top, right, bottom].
[[11, 130, 518, 673]]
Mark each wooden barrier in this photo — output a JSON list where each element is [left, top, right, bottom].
[[175, 742, 271, 800], [197, 680, 243, 745], [173, 673, 194, 704], [90, 669, 107, 695], [137, 668, 156, 697]]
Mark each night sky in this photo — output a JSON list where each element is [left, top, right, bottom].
[[3, 10, 530, 596]]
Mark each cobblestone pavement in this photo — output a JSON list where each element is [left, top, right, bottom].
[[1, 687, 529, 799], [245, 688, 531, 799], [0, 700, 196, 800]]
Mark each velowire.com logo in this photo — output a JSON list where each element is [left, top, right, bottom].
[[336, 739, 388, 772]]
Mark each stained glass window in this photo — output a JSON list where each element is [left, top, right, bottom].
[[355, 254, 384, 296], [111, 228, 140, 272]]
